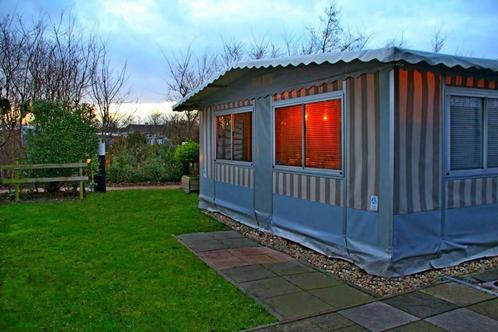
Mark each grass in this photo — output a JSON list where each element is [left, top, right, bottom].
[[0, 190, 276, 331]]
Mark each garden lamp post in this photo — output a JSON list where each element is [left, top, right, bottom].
[[95, 140, 106, 192]]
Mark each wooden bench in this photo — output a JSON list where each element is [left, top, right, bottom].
[[0, 162, 89, 201]]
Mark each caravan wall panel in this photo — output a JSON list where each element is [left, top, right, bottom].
[[393, 68, 498, 268]]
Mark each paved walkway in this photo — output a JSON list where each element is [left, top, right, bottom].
[[177, 230, 498, 331]]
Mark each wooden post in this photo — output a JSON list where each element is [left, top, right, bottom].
[[79, 161, 84, 200]]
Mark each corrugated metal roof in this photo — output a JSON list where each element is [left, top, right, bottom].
[[173, 47, 498, 111]]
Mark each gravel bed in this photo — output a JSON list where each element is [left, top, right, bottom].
[[207, 211, 498, 297]]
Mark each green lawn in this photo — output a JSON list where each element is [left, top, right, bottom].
[[0, 190, 275, 331]]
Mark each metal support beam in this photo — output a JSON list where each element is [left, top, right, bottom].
[[378, 68, 395, 253]]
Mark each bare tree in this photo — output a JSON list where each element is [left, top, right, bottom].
[[305, 1, 342, 54], [219, 37, 244, 69], [37, 13, 99, 104], [303, 1, 368, 54], [163, 45, 217, 141], [0, 11, 106, 160], [91, 44, 128, 140], [248, 35, 269, 60], [146, 111, 164, 126], [269, 43, 281, 58], [339, 28, 370, 52], [0, 15, 44, 149], [431, 28, 446, 53], [282, 30, 302, 56], [163, 112, 196, 145], [384, 31, 408, 48]]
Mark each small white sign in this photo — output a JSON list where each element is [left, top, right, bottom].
[[370, 195, 379, 211]]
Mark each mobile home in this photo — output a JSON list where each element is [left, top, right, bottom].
[[173, 47, 498, 277]]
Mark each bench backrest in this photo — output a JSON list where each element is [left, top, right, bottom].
[[0, 162, 87, 170], [0, 162, 89, 184], [0, 162, 89, 201]]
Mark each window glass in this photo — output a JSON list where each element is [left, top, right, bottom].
[[216, 114, 232, 160], [275, 105, 303, 166], [450, 96, 483, 170], [233, 112, 252, 161], [305, 100, 342, 169], [488, 98, 498, 168]]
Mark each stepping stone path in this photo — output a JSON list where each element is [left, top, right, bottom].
[[177, 231, 498, 331]]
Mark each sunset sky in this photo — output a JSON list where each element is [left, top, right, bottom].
[[1, 0, 497, 121]]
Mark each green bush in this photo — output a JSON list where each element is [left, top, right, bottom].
[[24, 101, 98, 191], [108, 142, 182, 183], [174, 141, 199, 176], [174, 141, 199, 164]]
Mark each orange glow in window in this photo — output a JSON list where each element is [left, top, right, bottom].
[[275, 105, 302, 166], [305, 100, 342, 170]]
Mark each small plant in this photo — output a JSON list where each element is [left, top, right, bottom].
[[174, 141, 199, 176]]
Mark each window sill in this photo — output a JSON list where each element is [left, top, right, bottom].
[[214, 160, 253, 167], [445, 168, 498, 179], [273, 165, 344, 178]]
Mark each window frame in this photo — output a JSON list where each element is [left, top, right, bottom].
[[213, 105, 254, 166], [445, 86, 498, 177], [272, 91, 345, 177]]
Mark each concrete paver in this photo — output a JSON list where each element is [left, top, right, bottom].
[[265, 261, 315, 276], [264, 291, 331, 320], [420, 282, 494, 306], [340, 302, 418, 332], [306, 312, 355, 330], [310, 285, 374, 310], [240, 277, 301, 299], [466, 298, 498, 321], [178, 231, 498, 331], [284, 271, 342, 290], [426, 308, 498, 332], [334, 325, 368, 331], [383, 291, 458, 318], [223, 264, 277, 283], [385, 320, 445, 332]]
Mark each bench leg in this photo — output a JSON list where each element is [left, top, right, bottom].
[[79, 181, 84, 200], [15, 184, 20, 202]]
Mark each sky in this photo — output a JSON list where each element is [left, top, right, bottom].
[[1, 0, 498, 121]]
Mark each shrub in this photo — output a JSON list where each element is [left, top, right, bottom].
[[24, 101, 98, 191], [142, 157, 163, 182], [174, 141, 199, 164], [174, 141, 199, 176], [108, 140, 183, 183]]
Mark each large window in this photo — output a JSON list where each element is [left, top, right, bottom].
[[448, 89, 498, 173], [216, 110, 252, 162], [275, 96, 342, 171]]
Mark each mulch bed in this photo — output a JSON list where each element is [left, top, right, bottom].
[[207, 211, 498, 297], [107, 182, 180, 187]]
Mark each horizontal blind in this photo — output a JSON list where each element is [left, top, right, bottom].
[[216, 115, 232, 160], [275, 105, 302, 166], [233, 112, 252, 162], [304, 100, 342, 170], [450, 96, 483, 170], [488, 98, 498, 168]]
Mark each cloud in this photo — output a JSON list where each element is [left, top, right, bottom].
[[1, 0, 497, 108], [111, 101, 175, 123]]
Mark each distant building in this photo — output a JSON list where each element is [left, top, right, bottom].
[[120, 124, 170, 145], [97, 124, 170, 145]]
